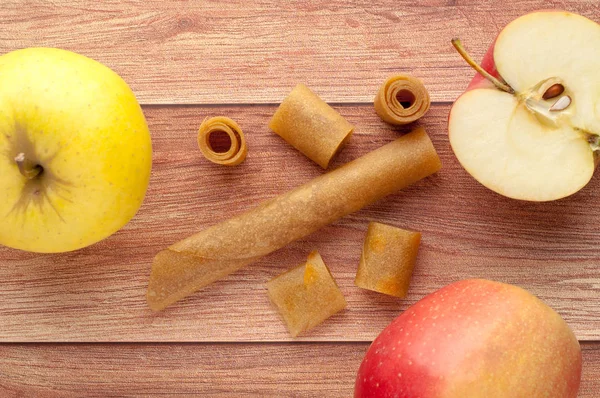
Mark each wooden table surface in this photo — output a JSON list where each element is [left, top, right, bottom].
[[1, 1, 599, 396]]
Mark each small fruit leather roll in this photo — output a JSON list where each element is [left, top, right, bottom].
[[355, 222, 421, 298], [197, 116, 247, 166], [147, 127, 441, 311], [267, 250, 347, 337], [374, 75, 430, 125], [269, 84, 354, 169]]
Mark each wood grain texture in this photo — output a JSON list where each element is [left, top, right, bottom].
[[0, 342, 598, 397], [2, 1, 600, 395], [1, 104, 599, 342], [1, 0, 598, 104]]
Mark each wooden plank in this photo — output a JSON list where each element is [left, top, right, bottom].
[[1, 104, 599, 342], [0, 342, 598, 397], [1, 0, 598, 104]]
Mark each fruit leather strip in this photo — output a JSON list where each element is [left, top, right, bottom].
[[147, 127, 441, 311], [197, 116, 247, 166], [267, 250, 347, 337], [268, 84, 354, 169], [354, 222, 421, 298], [374, 75, 431, 125]]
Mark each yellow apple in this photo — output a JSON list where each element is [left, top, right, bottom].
[[0, 48, 152, 253]]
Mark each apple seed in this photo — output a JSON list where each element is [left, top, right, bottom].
[[549, 95, 571, 112], [542, 84, 565, 100]]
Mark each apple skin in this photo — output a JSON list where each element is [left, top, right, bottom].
[[354, 279, 581, 398], [0, 48, 152, 253]]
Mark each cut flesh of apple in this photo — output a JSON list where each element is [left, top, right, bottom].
[[450, 12, 600, 201], [450, 89, 593, 201]]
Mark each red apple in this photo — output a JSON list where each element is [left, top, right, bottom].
[[354, 279, 581, 398], [449, 11, 600, 201]]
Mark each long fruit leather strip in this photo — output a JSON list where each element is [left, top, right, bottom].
[[147, 127, 441, 311]]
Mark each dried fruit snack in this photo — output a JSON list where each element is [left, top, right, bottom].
[[197, 116, 247, 166], [267, 251, 347, 337], [355, 222, 421, 298], [374, 75, 430, 125], [147, 128, 441, 311], [269, 84, 354, 168]]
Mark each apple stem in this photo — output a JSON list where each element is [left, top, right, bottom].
[[451, 38, 514, 94], [15, 152, 42, 180]]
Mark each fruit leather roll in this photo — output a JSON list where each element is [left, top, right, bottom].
[[197, 116, 247, 166], [374, 75, 430, 125], [147, 127, 441, 311], [269, 84, 354, 169]]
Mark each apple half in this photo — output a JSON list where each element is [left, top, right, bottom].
[[449, 11, 600, 201]]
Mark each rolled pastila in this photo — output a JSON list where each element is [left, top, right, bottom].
[[355, 222, 421, 298], [147, 127, 441, 311], [269, 84, 354, 169], [267, 250, 347, 337], [197, 116, 247, 166], [374, 75, 430, 125]]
